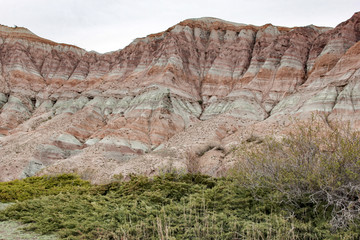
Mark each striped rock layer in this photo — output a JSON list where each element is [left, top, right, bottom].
[[0, 12, 360, 182]]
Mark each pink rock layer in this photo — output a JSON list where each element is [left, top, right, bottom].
[[0, 13, 359, 182]]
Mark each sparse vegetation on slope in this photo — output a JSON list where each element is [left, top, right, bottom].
[[1, 122, 360, 239]]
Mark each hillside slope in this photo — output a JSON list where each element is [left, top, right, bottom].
[[0, 12, 359, 182]]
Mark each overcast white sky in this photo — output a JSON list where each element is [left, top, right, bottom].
[[0, 0, 358, 53]]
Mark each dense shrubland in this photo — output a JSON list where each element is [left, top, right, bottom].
[[1, 121, 360, 239]]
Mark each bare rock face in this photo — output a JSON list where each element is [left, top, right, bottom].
[[0, 12, 360, 182]]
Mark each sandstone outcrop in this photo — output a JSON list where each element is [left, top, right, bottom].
[[0, 12, 360, 182]]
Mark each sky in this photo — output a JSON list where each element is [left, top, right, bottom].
[[0, 0, 358, 53]]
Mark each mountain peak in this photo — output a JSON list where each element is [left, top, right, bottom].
[[0, 24, 35, 35], [185, 17, 247, 27]]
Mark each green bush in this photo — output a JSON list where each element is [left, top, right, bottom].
[[0, 174, 91, 202], [2, 172, 359, 239]]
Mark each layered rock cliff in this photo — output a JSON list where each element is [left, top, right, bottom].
[[0, 12, 359, 182]]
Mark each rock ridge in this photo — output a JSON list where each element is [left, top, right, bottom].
[[0, 12, 359, 182]]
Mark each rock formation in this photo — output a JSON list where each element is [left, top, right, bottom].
[[0, 12, 359, 182]]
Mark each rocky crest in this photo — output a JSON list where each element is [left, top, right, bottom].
[[0, 13, 360, 182]]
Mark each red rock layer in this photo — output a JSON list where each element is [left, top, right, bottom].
[[0, 13, 360, 182]]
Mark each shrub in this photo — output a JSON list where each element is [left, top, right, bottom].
[[0, 174, 91, 202], [233, 120, 360, 230], [1, 171, 360, 239], [0, 174, 325, 239]]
